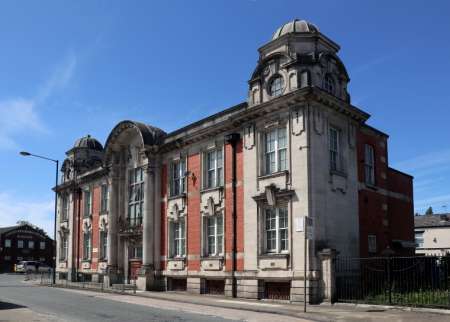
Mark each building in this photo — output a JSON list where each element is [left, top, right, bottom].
[[55, 19, 414, 302], [0, 222, 53, 273], [415, 214, 450, 256]]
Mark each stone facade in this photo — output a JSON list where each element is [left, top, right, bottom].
[[55, 19, 414, 302]]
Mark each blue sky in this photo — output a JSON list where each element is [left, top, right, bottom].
[[1, 0, 449, 236]]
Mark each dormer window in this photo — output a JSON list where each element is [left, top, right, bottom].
[[269, 75, 284, 97], [323, 74, 335, 95]]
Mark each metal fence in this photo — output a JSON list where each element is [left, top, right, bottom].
[[335, 256, 450, 308]]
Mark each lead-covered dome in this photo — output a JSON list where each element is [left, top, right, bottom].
[[73, 135, 103, 151], [272, 19, 319, 40]]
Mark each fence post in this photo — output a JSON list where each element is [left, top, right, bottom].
[[387, 257, 392, 305]]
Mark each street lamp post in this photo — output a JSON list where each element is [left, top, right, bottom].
[[20, 151, 58, 285]]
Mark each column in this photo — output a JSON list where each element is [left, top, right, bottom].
[[105, 161, 119, 286], [137, 159, 155, 290]]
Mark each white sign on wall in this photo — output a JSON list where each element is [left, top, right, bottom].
[[295, 217, 305, 232]]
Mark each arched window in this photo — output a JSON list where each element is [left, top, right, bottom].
[[269, 75, 285, 97], [323, 74, 335, 94]]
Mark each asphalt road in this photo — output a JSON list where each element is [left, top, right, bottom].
[[0, 274, 238, 322]]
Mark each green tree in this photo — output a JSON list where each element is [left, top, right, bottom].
[[425, 207, 434, 215]]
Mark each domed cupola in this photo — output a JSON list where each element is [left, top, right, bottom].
[[248, 18, 350, 106], [62, 134, 105, 181], [272, 19, 319, 40], [73, 134, 103, 151]]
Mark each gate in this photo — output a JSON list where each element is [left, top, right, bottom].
[[335, 256, 450, 308]]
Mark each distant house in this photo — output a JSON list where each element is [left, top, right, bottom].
[[0, 222, 53, 272], [415, 214, 450, 256]]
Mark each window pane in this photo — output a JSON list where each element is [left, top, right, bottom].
[[265, 209, 277, 252], [279, 207, 288, 251], [277, 128, 286, 149], [278, 149, 287, 171]]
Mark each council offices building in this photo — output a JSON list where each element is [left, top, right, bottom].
[[55, 19, 414, 302]]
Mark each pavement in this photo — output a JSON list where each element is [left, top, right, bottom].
[[1, 273, 450, 321]]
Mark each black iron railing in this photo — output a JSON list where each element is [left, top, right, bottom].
[[335, 256, 450, 308]]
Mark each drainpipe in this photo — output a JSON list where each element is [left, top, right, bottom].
[[225, 133, 240, 298]]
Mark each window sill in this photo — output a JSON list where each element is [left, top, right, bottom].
[[99, 211, 108, 216], [200, 186, 224, 194], [259, 253, 289, 259], [330, 169, 347, 178], [81, 259, 91, 263], [83, 215, 92, 219], [168, 257, 186, 261], [98, 258, 107, 262], [168, 193, 186, 201], [365, 183, 378, 190], [258, 170, 288, 181], [60, 219, 69, 223], [200, 255, 224, 260]]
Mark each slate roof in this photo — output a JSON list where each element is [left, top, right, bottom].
[[0, 225, 18, 235], [415, 213, 450, 228]]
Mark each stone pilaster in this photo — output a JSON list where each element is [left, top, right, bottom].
[[105, 159, 119, 286], [137, 160, 156, 290], [318, 248, 337, 303]]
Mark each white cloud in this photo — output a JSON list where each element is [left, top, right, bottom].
[[393, 149, 450, 173], [0, 192, 54, 238], [0, 52, 77, 150]]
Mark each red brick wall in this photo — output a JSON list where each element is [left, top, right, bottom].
[[358, 189, 389, 257], [388, 168, 413, 197], [224, 140, 244, 271], [357, 127, 414, 257], [73, 185, 101, 270], [356, 130, 388, 189], [186, 153, 201, 271]]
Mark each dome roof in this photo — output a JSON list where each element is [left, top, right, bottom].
[[272, 19, 319, 40], [73, 135, 103, 151]]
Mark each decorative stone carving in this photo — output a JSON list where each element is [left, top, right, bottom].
[[82, 220, 91, 233], [265, 185, 277, 207], [348, 121, 356, 149], [291, 106, 305, 136], [244, 124, 255, 150], [167, 197, 186, 221], [200, 189, 224, 216], [99, 217, 108, 231], [313, 107, 325, 135]]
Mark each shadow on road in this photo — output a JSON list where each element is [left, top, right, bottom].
[[0, 301, 26, 310]]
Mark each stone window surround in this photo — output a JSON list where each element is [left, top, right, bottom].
[[328, 124, 347, 176], [260, 202, 290, 255], [364, 144, 376, 186], [168, 216, 186, 259], [168, 156, 187, 198], [201, 211, 224, 258], [83, 187, 92, 218], [201, 144, 224, 190], [100, 183, 109, 214], [60, 193, 69, 222], [368, 234, 377, 254], [258, 120, 289, 177], [127, 167, 144, 227], [253, 190, 294, 258]]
